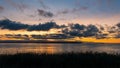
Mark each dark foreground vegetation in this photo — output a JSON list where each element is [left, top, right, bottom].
[[0, 52, 120, 68]]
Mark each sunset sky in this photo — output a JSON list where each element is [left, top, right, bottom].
[[0, 0, 120, 43], [0, 0, 120, 25]]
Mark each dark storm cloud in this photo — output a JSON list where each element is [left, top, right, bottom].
[[27, 22, 60, 31], [62, 24, 99, 37], [4, 0, 29, 12], [38, 0, 50, 9], [83, 25, 99, 37], [70, 24, 86, 30], [0, 19, 29, 30], [0, 19, 60, 31], [0, 6, 4, 12], [110, 23, 120, 38], [37, 9, 54, 18], [0, 19, 120, 38], [116, 23, 120, 28]]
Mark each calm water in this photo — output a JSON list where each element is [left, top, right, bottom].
[[0, 43, 120, 54]]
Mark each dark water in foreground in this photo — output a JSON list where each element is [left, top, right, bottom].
[[0, 43, 120, 54]]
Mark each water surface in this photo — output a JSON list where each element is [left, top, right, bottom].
[[0, 43, 120, 54]]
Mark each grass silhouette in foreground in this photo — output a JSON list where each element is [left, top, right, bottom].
[[0, 52, 120, 68]]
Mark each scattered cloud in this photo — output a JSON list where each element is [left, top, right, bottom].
[[71, 7, 88, 13], [116, 23, 120, 28], [0, 6, 4, 12], [80, 6, 89, 10], [57, 9, 69, 14], [4, 34, 30, 40], [28, 15, 36, 18], [38, 0, 50, 9], [37, 9, 54, 18], [57, 6, 89, 15]]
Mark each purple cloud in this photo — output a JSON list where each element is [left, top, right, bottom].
[[0, 6, 4, 12], [37, 9, 54, 18]]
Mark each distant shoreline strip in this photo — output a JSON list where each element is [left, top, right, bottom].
[[0, 40, 82, 43]]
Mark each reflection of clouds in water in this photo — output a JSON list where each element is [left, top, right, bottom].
[[92, 46, 120, 54], [61, 43, 120, 54], [62, 45, 90, 53], [0, 43, 120, 54]]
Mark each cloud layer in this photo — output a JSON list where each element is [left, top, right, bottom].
[[0, 19, 120, 38], [0, 19, 29, 30], [0, 19, 59, 31]]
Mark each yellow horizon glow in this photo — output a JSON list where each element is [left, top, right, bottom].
[[80, 37, 120, 44], [1, 36, 120, 43], [0, 29, 120, 44]]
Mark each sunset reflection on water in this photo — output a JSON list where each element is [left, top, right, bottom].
[[0, 43, 120, 54]]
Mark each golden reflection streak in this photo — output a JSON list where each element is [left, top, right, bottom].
[[22, 46, 58, 54], [0, 47, 58, 54]]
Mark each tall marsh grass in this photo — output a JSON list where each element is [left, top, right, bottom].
[[0, 52, 120, 68]]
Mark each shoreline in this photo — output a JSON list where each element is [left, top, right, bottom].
[[0, 40, 82, 43], [0, 40, 120, 44]]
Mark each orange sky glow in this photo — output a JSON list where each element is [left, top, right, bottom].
[[0, 29, 120, 44]]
